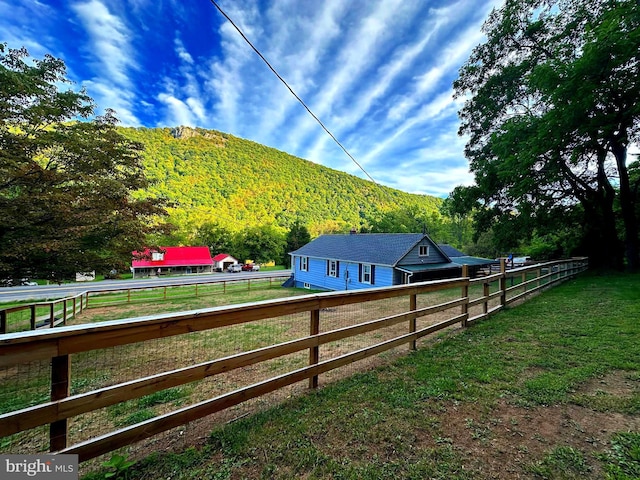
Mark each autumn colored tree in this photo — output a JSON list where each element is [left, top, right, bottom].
[[0, 44, 169, 282]]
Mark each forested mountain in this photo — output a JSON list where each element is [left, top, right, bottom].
[[120, 126, 447, 242]]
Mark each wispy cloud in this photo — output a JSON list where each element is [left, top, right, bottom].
[[8, 0, 511, 197], [71, 0, 139, 123]]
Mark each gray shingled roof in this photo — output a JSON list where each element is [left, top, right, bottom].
[[289, 233, 426, 266], [438, 244, 466, 258]]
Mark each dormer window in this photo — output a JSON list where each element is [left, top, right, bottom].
[[151, 252, 165, 261], [419, 245, 430, 257]]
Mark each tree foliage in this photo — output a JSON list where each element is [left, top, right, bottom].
[[0, 44, 169, 282], [118, 127, 448, 240], [453, 0, 640, 269], [236, 225, 286, 265], [283, 220, 311, 266]]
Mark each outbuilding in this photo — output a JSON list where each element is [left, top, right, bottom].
[[212, 253, 239, 272], [132, 246, 214, 278]]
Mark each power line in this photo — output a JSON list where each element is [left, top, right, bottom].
[[208, 0, 379, 186]]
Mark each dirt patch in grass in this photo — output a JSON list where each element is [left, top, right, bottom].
[[575, 370, 639, 397], [431, 399, 640, 479]]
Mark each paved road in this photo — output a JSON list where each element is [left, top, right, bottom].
[[0, 270, 292, 303]]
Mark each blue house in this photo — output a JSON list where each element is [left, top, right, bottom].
[[289, 233, 496, 291]]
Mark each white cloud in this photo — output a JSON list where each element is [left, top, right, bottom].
[[71, 0, 140, 122], [72, 0, 136, 88], [157, 93, 197, 126], [174, 37, 193, 64]]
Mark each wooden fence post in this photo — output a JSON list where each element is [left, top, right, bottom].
[[63, 299, 68, 325], [49, 303, 55, 328], [30, 305, 36, 330], [483, 280, 489, 316], [499, 258, 507, 307], [309, 309, 320, 389], [0, 310, 6, 334], [409, 293, 417, 350], [50, 354, 70, 451], [461, 265, 469, 327]]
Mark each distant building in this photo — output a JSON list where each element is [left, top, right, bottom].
[[289, 233, 496, 291], [132, 246, 214, 278], [212, 253, 239, 272]]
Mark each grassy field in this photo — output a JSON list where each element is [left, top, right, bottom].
[[78, 271, 640, 480]]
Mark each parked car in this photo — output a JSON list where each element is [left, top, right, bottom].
[[242, 263, 260, 271], [0, 278, 37, 287], [227, 264, 243, 273]]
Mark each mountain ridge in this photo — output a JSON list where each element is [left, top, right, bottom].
[[120, 126, 443, 238]]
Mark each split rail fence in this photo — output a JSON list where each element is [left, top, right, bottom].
[[0, 274, 291, 334], [0, 258, 587, 463]]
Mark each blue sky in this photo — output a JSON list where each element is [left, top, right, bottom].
[[3, 0, 502, 197]]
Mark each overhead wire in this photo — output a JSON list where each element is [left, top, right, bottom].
[[208, 0, 381, 187]]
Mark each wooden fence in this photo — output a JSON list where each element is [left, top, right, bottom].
[[0, 258, 587, 463], [0, 293, 87, 334], [0, 274, 291, 333]]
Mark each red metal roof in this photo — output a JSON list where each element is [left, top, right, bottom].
[[132, 247, 214, 268], [212, 253, 235, 262]]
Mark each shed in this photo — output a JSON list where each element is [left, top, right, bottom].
[[212, 253, 238, 272]]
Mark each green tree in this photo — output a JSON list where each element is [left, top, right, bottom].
[[439, 192, 474, 249], [453, 0, 640, 270], [283, 220, 311, 267], [194, 221, 234, 256], [237, 225, 286, 265], [0, 44, 169, 282]]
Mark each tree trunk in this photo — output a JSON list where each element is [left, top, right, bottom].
[[611, 142, 639, 271]]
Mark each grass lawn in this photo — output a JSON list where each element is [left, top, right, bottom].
[[79, 271, 638, 478]]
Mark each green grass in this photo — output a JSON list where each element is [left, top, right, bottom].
[[107, 387, 191, 427], [526, 446, 592, 479], [79, 271, 640, 479]]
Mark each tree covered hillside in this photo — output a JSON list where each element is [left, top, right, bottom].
[[120, 126, 444, 240]]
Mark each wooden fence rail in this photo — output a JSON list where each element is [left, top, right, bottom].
[[0, 293, 87, 334], [0, 274, 291, 333], [0, 258, 587, 462]]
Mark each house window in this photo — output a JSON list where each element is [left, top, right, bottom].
[[419, 245, 430, 257], [362, 264, 372, 284], [151, 252, 164, 261], [300, 256, 308, 272], [359, 264, 375, 284], [304, 282, 311, 289], [328, 260, 338, 277]]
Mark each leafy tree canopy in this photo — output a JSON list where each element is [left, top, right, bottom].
[[453, 0, 640, 269], [0, 44, 169, 282], [236, 225, 286, 265], [119, 127, 450, 241], [283, 220, 311, 266]]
